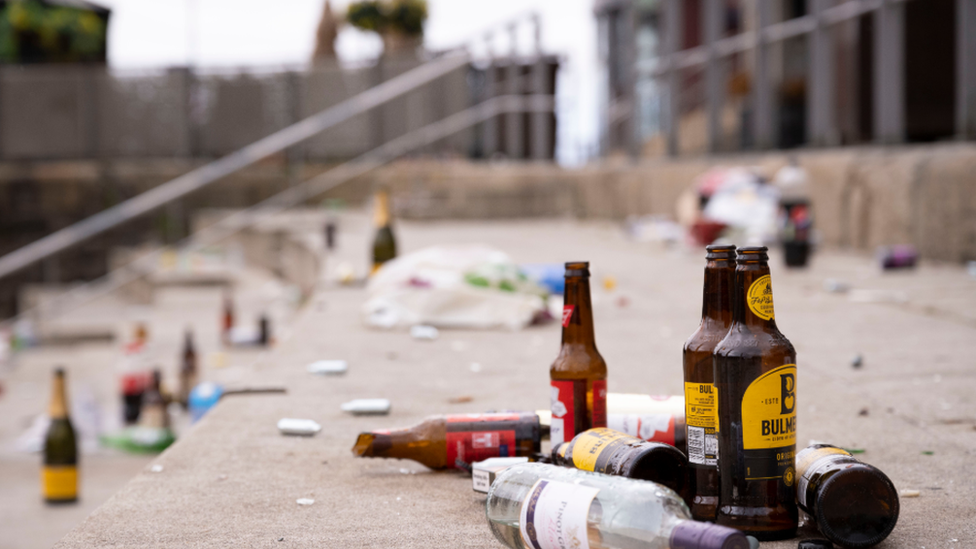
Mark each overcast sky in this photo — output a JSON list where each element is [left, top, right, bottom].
[[96, 0, 600, 165]]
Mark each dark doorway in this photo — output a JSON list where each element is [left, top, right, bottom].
[[905, 0, 956, 142]]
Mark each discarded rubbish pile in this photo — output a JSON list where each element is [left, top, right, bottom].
[[352, 251, 901, 549]]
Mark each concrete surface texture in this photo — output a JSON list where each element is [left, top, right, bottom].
[[36, 217, 975, 549]]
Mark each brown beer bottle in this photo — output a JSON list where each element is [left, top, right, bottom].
[[550, 262, 607, 448], [352, 412, 541, 470], [43, 368, 78, 504], [221, 290, 234, 346], [714, 246, 797, 540], [683, 244, 736, 520], [371, 189, 397, 274], [551, 427, 688, 497], [796, 444, 899, 548], [178, 329, 198, 409]]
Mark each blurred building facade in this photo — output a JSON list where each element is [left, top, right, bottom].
[[596, 0, 976, 156]]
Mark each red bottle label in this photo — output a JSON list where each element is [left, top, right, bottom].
[[591, 379, 607, 428], [561, 305, 575, 328], [445, 430, 516, 468]]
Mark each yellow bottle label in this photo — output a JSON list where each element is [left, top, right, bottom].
[[742, 364, 796, 450], [747, 274, 776, 320], [569, 428, 633, 472], [684, 382, 718, 431], [42, 465, 78, 500], [795, 446, 850, 479]]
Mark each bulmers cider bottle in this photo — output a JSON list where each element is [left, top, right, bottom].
[[683, 244, 736, 520], [550, 261, 607, 447], [714, 246, 797, 540], [487, 463, 749, 549], [352, 412, 541, 470], [371, 189, 397, 273], [551, 427, 688, 497], [43, 368, 78, 504], [796, 444, 899, 548]]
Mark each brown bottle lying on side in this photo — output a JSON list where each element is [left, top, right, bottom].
[[550, 427, 688, 498], [352, 412, 541, 470], [796, 444, 900, 548]]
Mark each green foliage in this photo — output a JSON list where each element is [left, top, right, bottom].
[[346, 0, 427, 37], [0, 0, 107, 63]]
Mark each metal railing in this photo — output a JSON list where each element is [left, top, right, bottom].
[[1, 93, 555, 326]]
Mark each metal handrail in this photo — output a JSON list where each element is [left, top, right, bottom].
[[6, 94, 555, 326], [0, 52, 471, 281]]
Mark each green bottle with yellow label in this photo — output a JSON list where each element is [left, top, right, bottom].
[[371, 189, 397, 274], [713, 246, 797, 541], [43, 367, 78, 504]]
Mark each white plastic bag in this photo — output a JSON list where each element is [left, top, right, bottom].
[[362, 245, 547, 330]]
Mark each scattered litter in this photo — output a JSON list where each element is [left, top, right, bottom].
[[217, 475, 228, 481], [341, 399, 391, 416], [410, 325, 439, 341], [469, 362, 482, 373], [858, 408, 869, 417], [843, 448, 866, 454], [624, 215, 683, 245], [602, 276, 617, 292], [150, 464, 164, 473], [616, 296, 630, 308], [899, 489, 920, 498], [334, 261, 357, 285], [878, 245, 917, 270], [851, 355, 863, 369], [823, 279, 850, 294], [307, 360, 348, 376], [519, 264, 565, 295], [296, 498, 315, 506], [399, 468, 414, 475], [189, 382, 224, 423], [746, 536, 759, 549], [967, 261, 976, 278], [277, 418, 322, 436], [450, 340, 468, 352], [921, 450, 934, 455], [449, 395, 473, 404], [396, 496, 401, 501], [278, 537, 285, 542], [362, 245, 548, 330]]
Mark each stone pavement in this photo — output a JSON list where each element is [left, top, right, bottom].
[[12, 217, 976, 548]]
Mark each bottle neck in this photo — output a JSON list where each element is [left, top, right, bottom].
[[700, 259, 735, 326], [373, 192, 391, 228], [562, 275, 596, 347], [49, 375, 68, 419], [732, 261, 778, 330]]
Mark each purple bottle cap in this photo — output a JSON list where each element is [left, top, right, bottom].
[[671, 521, 751, 549]]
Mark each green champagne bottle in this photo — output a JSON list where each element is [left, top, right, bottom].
[[371, 189, 397, 274], [43, 367, 78, 504]]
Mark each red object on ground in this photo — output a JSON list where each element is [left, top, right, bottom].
[[690, 220, 727, 246]]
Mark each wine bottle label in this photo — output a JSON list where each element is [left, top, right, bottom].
[[684, 382, 718, 466], [520, 479, 599, 549], [550, 380, 606, 446], [746, 274, 776, 320], [444, 414, 522, 469], [795, 447, 850, 508], [741, 364, 797, 485], [567, 427, 635, 473], [606, 413, 675, 445], [42, 465, 78, 500]]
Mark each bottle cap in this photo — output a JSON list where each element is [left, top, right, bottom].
[[797, 540, 833, 549], [671, 521, 750, 549]]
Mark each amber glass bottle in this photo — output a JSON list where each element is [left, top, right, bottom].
[[550, 262, 607, 448], [683, 244, 736, 520], [714, 246, 797, 540], [178, 329, 198, 409], [371, 189, 397, 273], [43, 368, 78, 504], [551, 427, 688, 497], [796, 444, 899, 548], [352, 413, 541, 470], [221, 290, 234, 346]]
